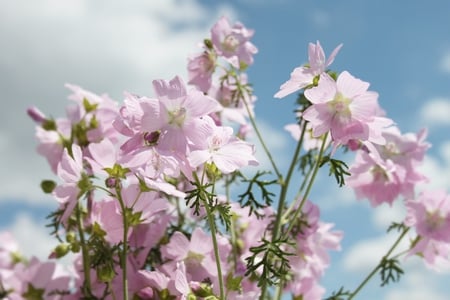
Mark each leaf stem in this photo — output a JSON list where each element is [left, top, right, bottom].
[[115, 186, 129, 300], [194, 171, 225, 299], [272, 121, 307, 240], [242, 98, 282, 180], [348, 227, 410, 299], [75, 201, 92, 297], [282, 132, 328, 239]]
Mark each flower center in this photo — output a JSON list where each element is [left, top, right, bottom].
[[371, 165, 389, 182], [425, 211, 445, 232], [329, 92, 352, 117], [222, 34, 239, 53], [168, 107, 187, 127], [210, 135, 223, 151]]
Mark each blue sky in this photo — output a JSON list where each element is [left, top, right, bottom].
[[1, 1, 450, 299]]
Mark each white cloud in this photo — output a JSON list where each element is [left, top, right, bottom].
[[342, 232, 410, 273], [420, 98, 450, 126], [384, 263, 448, 300], [439, 51, 450, 73], [342, 233, 450, 299], [418, 141, 450, 191], [0, 0, 237, 203], [372, 201, 406, 230], [3, 212, 58, 261], [310, 10, 331, 29]]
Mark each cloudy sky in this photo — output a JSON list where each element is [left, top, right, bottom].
[[1, 0, 450, 299]]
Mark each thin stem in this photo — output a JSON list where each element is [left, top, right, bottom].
[[115, 186, 129, 300], [348, 227, 410, 300], [282, 132, 328, 239], [203, 197, 225, 299], [242, 98, 282, 180], [281, 161, 314, 221], [75, 202, 92, 297], [259, 123, 307, 300], [271, 121, 307, 240], [225, 175, 239, 270], [194, 170, 225, 299]]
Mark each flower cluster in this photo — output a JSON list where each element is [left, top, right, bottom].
[[1, 15, 448, 300]]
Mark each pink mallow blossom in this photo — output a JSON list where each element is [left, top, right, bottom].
[[188, 116, 258, 174], [211, 16, 258, 68], [302, 71, 392, 148], [274, 41, 342, 99], [347, 127, 430, 206], [136, 75, 222, 154], [187, 49, 217, 93], [404, 190, 450, 270], [53, 144, 85, 223]]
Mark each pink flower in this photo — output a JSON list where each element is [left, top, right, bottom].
[[404, 190, 450, 270], [187, 50, 216, 93], [274, 41, 342, 99], [211, 16, 258, 68], [0, 232, 19, 269], [405, 190, 450, 242], [53, 144, 85, 223], [347, 127, 429, 206], [302, 71, 393, 148], [284, 122, 332, 151], [14, 257, 71, 299], [161, 227, 230, 283], [65, 84, 120, 143], [285, 200, 342, 298], [188, 116, 258, 174], [142, 75, 222, 153]]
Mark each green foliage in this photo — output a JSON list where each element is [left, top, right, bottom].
[[238, 171, 277, 218], [185, 180, 215, 216], [226, 273, 243, 293], [379, 258, 404, 286], [320, 156, 351, 187], [22, 283, 44, 300], [324, 287, 352, 300], [245, 237, 295, 287], [46, 209, 65, 242], [213, 202, 232, 231], [387, 222, 408, 233], [40, 180, 56, 194]]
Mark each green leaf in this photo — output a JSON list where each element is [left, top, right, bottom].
[[83, 97, 98, 113], [237, 171, 277, 218], [40, 180, 56, 194], [380, 258, 404, 286], [321, 156, 351, 187], [226, 273, 243, 292]]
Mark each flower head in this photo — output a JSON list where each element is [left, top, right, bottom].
[[302, 71, 393, 148], [274, 41, 342, 99], [211, 16, 258, 68]]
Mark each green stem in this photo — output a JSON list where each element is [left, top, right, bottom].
[[282, 132, 328, 239], [194, 171, 225, 299], [348, 227, 410, 300], [226, 176, 239, 271], [259, 123, 307, 300], [281, 161, 314, 222], [271, 121, 307, 241], [242, 98, 282, 180], [75, 202, 92, 297], [115, 186, 129, 300], [203, 197, 225, 300]]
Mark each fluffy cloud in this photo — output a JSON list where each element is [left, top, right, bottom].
[[439, 51, 450, 73], [420, 98, 450, 126], [1, 212, 58, 260], [418, 141, 450, 191], [0, 0, 236, 203]]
